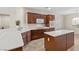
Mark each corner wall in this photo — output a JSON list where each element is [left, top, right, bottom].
[[63, 13, 79, 34]]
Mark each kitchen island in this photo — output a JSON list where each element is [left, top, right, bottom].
[[44, 30, 74, 51]]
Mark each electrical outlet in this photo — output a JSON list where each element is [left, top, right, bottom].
[[47, 38, 50, 42]]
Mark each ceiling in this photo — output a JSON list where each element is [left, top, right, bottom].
[[26, 7, 79, 15]]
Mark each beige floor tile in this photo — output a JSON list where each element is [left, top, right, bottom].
[[23, 34, 79, 51]]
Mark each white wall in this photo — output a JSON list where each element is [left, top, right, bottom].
[[54, 14, 64, 30], [0, 7, 26, 28], [63, 13, 79, 34], [15, 7, 25, 27], [0, 7, 64, 29], [0, 7, 17, 28]]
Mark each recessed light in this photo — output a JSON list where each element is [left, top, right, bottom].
[[45, 7, 52, 10]]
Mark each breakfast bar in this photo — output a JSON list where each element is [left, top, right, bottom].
[[44, 30, 74, 51]]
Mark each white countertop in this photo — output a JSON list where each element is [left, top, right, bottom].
[[0, 28, 24, 51], [28, 26, 52, 30], [18, 27, 31, 33], [0, 24, 54, 50], [44, 30, 74, 37], [19, 26, 54, 33]]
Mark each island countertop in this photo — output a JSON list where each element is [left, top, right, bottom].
[[44, 30, 74, 37]]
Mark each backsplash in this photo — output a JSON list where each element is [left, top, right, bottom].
[[27, 24, 45, 28]]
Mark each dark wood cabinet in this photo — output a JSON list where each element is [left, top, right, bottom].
[[31, 29, 44, 40], [44, 34, 67, 51], [44, 35, 55, 51], [27, 12, 46, 24], [21, 31, 31, 46], [45, 15, 55, 27], [46, 15, 55, 21], [44, 32, 74, 51], [28, 12, 36, 23], [31, 28, 55, 40], [27, 12, 55, 27], [44, 18, 49, 27], [66, 32, 74, 49]]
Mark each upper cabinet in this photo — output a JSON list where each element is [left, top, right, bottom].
[[44, 15, 55, 27], [27, 12, 55, 27], [28, 12, 36, 23], [46, 15, 55, 21], [27, 12, 46, 24]]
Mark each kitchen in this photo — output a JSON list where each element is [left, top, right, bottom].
[[0, 7, 78, 51]]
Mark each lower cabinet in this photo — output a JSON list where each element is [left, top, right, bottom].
[[44, 32, 74, 51], [31, 28, 55, 40], [21, 28, 55, 45], [21, 31, 31, 46], [44, 34, 66, 51], [31, 29, 44, 40], [66, 32, 74, 49]]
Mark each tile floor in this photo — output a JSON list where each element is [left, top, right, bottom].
[[23, 34, 79, 51], [68, 34, 79, 51], [23, 38, 45, 51]]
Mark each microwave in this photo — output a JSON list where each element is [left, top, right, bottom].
[[36, 18, 44, 24]]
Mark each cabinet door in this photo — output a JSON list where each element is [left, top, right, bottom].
[[27, 12, 36, 23], [27, 12, 46, 24], [46, 15, 55, 21], [31, 29, 44, 40], [21, 32, 27, 46], [54, 35, 67, 51], [26, 31, 31, 42], [45, 21, 49, 27], [66, 32, 74, 49], [44, 34, 67, 51], [21, 31, 31, 46], [44, 35, 56, 51]]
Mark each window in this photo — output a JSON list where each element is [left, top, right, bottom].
[[72, 17, 79, 26], [0, 14, 10, 29]]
